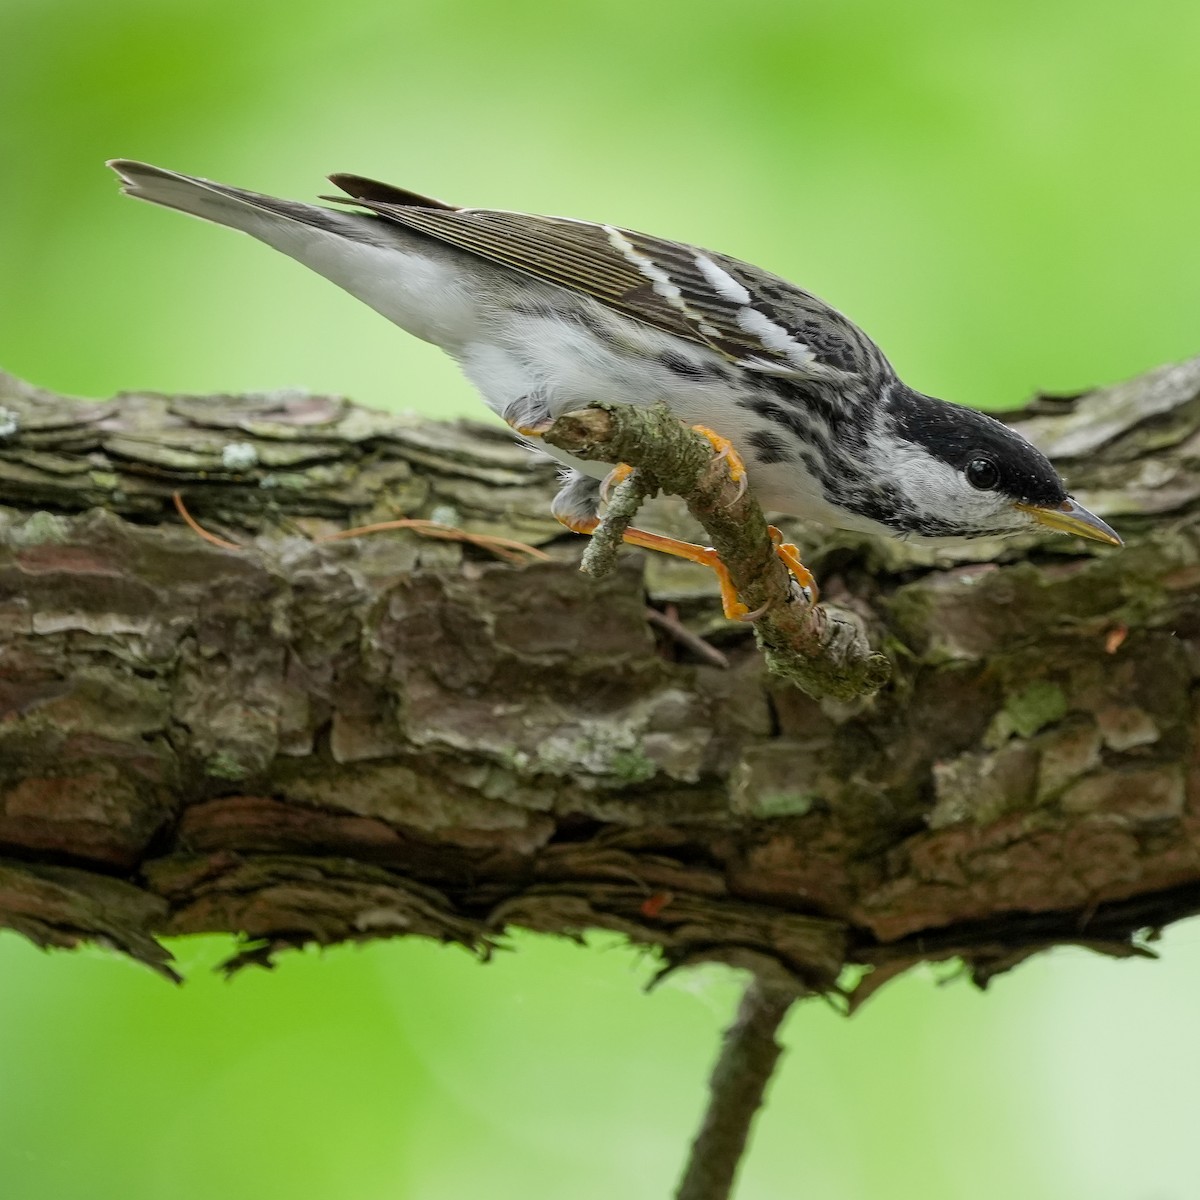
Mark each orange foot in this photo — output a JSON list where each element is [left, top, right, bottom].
[[769, 525, 818, 605], [559, 513, 817, 620], [690, 425, 747, 500], [550, 418, 814, 617]]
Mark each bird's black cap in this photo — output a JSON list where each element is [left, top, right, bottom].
[[893, 386, 1067, 506]]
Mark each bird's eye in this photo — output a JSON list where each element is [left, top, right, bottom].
[[965, 457, 1000, 490]]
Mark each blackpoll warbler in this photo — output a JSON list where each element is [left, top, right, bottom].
[[109, 161, 1121, 612]]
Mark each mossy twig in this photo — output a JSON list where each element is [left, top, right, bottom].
[[543, 401, 891, 701], [580, 468, 655, 577]]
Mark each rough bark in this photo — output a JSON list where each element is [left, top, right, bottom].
[[0, 359, 1196, 998]]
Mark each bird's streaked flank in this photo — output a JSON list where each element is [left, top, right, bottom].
[[108, 160, 1121, 615]]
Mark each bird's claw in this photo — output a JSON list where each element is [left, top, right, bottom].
[[690, 425, 748, 504], [768, 525, 818, 607], [703, 537, 817, 622], [600, 462, 636, 505]]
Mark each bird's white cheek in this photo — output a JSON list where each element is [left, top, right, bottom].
[[883, 446, 966, 514]]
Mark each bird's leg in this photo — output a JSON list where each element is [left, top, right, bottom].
[[556, 511, 752, 619], [565, 432, 818, 617], [561, 518, 819, 619], [531, 415, 817, 618], [683, 427, 817, 606]]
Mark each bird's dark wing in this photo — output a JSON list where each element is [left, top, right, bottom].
[[325, 175, 891, 383]]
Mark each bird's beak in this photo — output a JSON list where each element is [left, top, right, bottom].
[[1015, 497, 1123, 546]]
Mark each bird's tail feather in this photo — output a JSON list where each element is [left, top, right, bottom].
[[107, 159, 368, 249], [107, 160, 479, 351]]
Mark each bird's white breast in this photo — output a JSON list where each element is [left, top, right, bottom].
[[455, 303, 853, 527]]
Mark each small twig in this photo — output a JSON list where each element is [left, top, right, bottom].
[[645, 606, 730, 668], [169, 494, 549, 564], [542, 402, 890, 701], [172, 491, 242, 551], [317, 518, 550, 563], [581, 468, 656, 577], [675, 979, 798, 1200]]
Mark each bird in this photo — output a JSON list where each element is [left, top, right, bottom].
[[107, 160, 1121, 616]]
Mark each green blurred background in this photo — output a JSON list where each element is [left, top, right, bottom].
[[2, 1, 1198, 1197]]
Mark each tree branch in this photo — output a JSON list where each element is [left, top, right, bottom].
[[0, 357, 1195, 1004], [676, 976, 799, 1200]]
